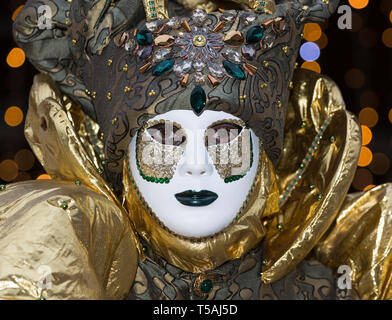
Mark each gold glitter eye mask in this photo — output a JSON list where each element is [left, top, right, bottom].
[[136, 120, 186, 183], [205, 120, 253, 183]]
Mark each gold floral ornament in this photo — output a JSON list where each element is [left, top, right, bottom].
[[123, 7, 285, 117]]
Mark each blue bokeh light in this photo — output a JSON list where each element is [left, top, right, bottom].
[[300, 42, 320, 61]]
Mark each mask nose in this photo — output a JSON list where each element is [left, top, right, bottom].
[[179, 163, 214, 177], [178, 128, 214, 178]]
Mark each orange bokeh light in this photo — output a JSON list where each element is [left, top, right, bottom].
[[36, 174, 52, 180], [349, 0, 369, 10], [12, 5, 24, 21], [358, 107, 379, 128], [0, 160, 19, 182], [363, 185, 376, 191], [316, 32, 328, 50], [358, 146, 373, 167], [14, 149, 35, 171], [6, 47, 26, 68], [389, 108, 392, 124], [301, 61, 321, 73], [361, 125, 372, 146], [382, 28, 392, 48], [303, 23, 322, 42], [4, 106, 24, 127]]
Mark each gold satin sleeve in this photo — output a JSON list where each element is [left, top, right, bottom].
[[314, 183, 392, 300], [261, 69, 362, 284], [0, 180, 138, 300]]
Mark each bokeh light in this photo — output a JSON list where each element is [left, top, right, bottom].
[[361, 125, 372, 146], [358, 107, 379, 127], [363, 185, 376, 191], [382, 28, 392, 48], [0, 160, 19, 182], [6, 48, 25, 68], [12, 5, 24, 21], [349, 0, 369, 10], [369, 153, 391, 175], [344, 68, 365, 89], [14, 171, 32, 182], [303, 23, 322, 42], [389, 108, 392, 124], [358, 146, 373, 167], [352, 168, 373, 191], [14, 149, 35, 171], [36, 174, 51, 180], [349, 12, 363, 32], [4, 106, 24, 127], [315, 32, 328, 50], [301, 61, 321, 73], [300, 42, 320, 61]]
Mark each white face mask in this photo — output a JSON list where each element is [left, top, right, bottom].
[[128, 110, 260, 237]]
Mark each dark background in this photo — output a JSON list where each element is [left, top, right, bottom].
[[1, 0, 391, 191]]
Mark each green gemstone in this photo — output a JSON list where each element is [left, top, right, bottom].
[[75, 180, 82, 186], [200, 279, 213, 294], [136, 30, 153, 45], [330, 136, 336, 143], [152, 58, 175, 76], [159, 178, 165, 184], [309, 184, 315, 190], [190, 85, 207, 115], [39, 296, 46, 300], [301, 121, 307, 128], [223, 60, 246, 80], [277, 223, 284, 231], [317, 193, 323, 200], [246, 26, 264, 43], [98, 168, 103, 174], [164, 178, 170, 184], [0, 184, 5, 191], [262, 259, 268, 266], [300, 163, 305, 169], [61, 202, 68, 210]]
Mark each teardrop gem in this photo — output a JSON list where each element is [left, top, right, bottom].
[[136, 30, 153, 45], [190, 86, 206, 115], [246, 26, 264, 43], [223, 60, 246, 80], [152, 58, 175, 76]]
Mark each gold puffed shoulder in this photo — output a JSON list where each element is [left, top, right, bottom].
[[0, 180, 138, 300], [314, 183, 392, 300], [0, 74, 140, 300]]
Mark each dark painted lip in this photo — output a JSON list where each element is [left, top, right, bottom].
[[175, 190, 218, 207]]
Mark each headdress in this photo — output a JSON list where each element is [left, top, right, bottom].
[[14, 0, 340, 192]]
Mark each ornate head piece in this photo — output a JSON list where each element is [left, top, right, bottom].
[[14, 0, 340, 192]]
